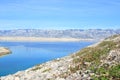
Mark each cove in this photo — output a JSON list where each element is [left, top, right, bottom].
[[0, 41, 94, 76]]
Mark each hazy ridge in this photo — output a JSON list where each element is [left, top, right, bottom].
[[0, 29, 120, 40]]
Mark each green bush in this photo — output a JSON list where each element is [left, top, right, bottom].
[[109, 65, 120, 78]]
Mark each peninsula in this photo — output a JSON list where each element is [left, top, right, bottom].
[[0, 47, 11, 57]]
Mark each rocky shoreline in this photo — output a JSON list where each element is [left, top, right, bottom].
[[0, 47, 11, 57], [0, 35, 120, 80]]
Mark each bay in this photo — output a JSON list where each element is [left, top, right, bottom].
[[0, 41, 94, 76]]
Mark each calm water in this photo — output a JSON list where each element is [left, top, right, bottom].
[[0, 41, 94, 76]]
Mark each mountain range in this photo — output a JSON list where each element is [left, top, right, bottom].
[[0, 29, 120, 40]]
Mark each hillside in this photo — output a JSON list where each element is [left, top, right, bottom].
[[0, 34, 120, 80], [0, 29, 120, 40]]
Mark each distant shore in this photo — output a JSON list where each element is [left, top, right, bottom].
[[0, 37, 94, 42]]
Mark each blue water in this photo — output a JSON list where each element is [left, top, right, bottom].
[[0, 41, 94, 76]]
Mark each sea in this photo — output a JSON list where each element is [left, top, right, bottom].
[[0, 41, 94, 76]]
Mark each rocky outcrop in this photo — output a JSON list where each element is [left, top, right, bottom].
[[0, 47, 11, 57], [0, 34, 120, 80]]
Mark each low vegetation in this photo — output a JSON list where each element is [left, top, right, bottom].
[[31, 65, 42, 71], [72, 38, 120, 79], [42, 68, 51, 73], [92, 64, 120, 80]]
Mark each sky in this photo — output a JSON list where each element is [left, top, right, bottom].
[[0, 0, 120, 30]]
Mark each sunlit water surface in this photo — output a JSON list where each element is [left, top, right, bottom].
[[0, 41, 94, 76]]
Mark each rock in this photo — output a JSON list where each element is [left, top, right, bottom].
[[15, 77, 19, 80]]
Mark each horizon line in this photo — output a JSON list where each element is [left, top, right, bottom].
[[0, 28, 120, 30]]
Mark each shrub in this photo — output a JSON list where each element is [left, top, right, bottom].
[[109, 65, 120, 78]]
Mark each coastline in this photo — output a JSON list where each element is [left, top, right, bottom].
[[0, 37, 94, 42], [0, 35, 120, 80], [0, 47, 11, 57]]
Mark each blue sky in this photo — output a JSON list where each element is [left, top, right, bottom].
[[0, 0, 120, 30]]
